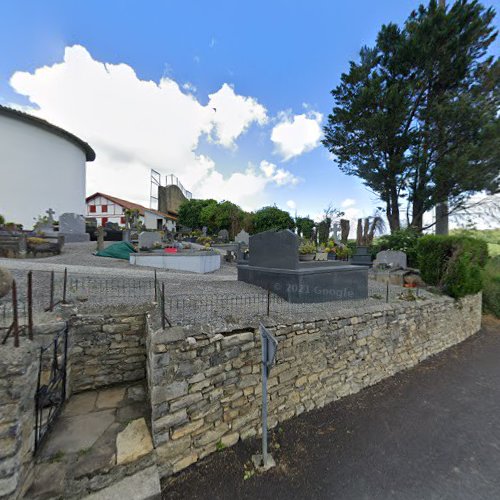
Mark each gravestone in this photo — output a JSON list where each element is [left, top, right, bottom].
[[59, 213, 89, 242], [235, 229, 249, 245], [373, 250, 407, 269], [249, 229, 298, 270], [218, 229, 229, 243], [139, 231, 161, 249], [238, 229, 368, 303]]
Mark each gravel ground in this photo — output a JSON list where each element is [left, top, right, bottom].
[[0, 242, 435, 328]]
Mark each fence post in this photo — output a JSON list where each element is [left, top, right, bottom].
[[27, 271, 33, 340], [62, 268, 68, 304], [267, 289, 271, 317], [386, 281, 389, 303], [48, 271, 54, 312], [161, 283, 166, 330], [12, 280, 19, 348], [154, 270, 157, 302]]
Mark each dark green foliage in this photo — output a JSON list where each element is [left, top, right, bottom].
[[374, 228, 421, 267], [416, 234, 488, 298], [253, 206, 295, 233], [178, 199, 217, 230], [443, 252, 483, 298], [0, 214, 4, 226], [323, 0, 499, 232], [483, 257, 500, 317], [296, 217, 315, 240], [317, 219, 330, 245]]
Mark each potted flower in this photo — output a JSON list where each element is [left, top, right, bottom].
[[326, 240, 337, 260], [299, 241, 317, 261]]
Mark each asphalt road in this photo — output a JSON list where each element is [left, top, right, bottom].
[[163, 316, 500, 500]]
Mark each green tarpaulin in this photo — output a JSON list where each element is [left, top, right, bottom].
[[95, 241, 136, 260]]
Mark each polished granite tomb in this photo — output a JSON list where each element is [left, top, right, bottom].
[[237, 229, 368, 303]]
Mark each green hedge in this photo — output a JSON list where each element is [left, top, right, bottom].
[[416, 235, 488, 299], [483, 257, 500, 318]]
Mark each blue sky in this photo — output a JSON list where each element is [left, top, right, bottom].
[[1, 0, 498, 225]]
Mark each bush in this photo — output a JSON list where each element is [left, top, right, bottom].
[[374, 228, 420, 267], [416, 235, 488, 298], [483, 257, 500, 317]]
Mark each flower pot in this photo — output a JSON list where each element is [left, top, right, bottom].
[[299, 253, 315, 262]]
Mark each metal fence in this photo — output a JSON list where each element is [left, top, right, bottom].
[[1, 268, 427, 335]]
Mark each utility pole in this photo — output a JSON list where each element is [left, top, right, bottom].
[[435, 0, 449, 235]]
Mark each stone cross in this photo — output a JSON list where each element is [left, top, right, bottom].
[[46, 208, 55, 224], [332, 223, 340, 242]]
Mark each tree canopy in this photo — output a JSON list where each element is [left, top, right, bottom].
[[252, 206, 296, 233], [323, 0, 499, 233]]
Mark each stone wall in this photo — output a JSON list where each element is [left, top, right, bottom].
[[147, 293, 482, 478], [69, 310, 147, 393], [0, 341, 38, 499]]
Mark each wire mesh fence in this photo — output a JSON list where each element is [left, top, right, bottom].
[[1, 267, 428, 333]]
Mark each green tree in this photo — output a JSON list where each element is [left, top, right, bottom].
[[253, 206, 295, 233], [323, 0, 499, 233], [296, 216, 315, 239], [178, 199, 217, 229]]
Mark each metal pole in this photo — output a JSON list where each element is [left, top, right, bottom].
[[12, 280, 19, 348], [161, 283, 166, 330], [49, 271, 54, 312], [261, 326, 268, 466], [267, 290, 271, 317], [62, 268, 68, 304], [28, 271, 33, 340], [154, 270, 157, 302], [386, 281, 389, 303]]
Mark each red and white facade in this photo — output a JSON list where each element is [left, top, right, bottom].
[[85, 193, 176, 231]]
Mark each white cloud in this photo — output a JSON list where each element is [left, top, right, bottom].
[[271, 110, 323, 161], [286, 200, 297, 211], [182, 82, 197, 93], [9, 45, 280, 210], [259, 160, 301, 187], [208, 83, 268, 148], [341, 198, 356, 208]]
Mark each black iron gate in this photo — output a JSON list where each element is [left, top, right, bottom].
[[34, 323, 68, 453]]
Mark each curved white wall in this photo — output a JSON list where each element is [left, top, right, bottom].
[[0, 114, 87, 229]]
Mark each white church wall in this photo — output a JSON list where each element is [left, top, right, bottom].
[[0, 114, 87, 229]]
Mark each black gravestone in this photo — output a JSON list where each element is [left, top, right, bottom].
[[249, 229, 298, 270]]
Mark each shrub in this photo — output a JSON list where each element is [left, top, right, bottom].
[[0, 214, 4, 226], [299, 241, 317, 255], [483, 257, 500, 318], [416, 235, 488, 298]]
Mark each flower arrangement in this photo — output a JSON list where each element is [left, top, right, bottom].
[[299, 241, 317, 255]]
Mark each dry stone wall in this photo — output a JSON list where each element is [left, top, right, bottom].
[[147, 293, 482, 478], [0, 342, 38, 500], [69, 311, 147, 393]]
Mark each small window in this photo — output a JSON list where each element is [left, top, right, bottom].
[[120, 217, 126, 224], [89, 205, 96, 213], [101, 204, 108, 213], [101, 217, 108, 226]]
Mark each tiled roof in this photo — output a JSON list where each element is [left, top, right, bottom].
[[85, 192, 177, 220], [0, 105, 96, 161]]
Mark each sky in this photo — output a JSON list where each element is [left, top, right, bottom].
[[1, 0, 499, 229]]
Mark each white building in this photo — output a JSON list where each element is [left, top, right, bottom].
[[0, 105, 95, 229], [85, 192, 177, 231]]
